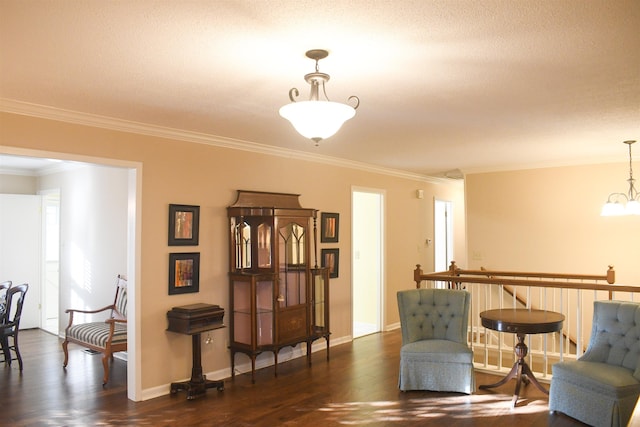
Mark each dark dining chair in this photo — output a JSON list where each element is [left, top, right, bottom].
[[0, 283, 29, 370], [0, 281, 11, 322]]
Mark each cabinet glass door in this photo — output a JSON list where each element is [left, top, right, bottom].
[[257, 222, 272, 268], [232, 219, 251, 270], [277, 222, 307, 307], [232, 279, 251, 344], [256, 279, 274, 345], [314, 275, 325, 328]]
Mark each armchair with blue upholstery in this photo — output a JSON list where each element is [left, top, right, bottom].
[[550, 300, 640, 427], [397, 288, 474, 394]]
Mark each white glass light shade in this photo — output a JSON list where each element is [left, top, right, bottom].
[[601, 201, 626, 216], [626, 199, 640, 215], [279, 100, 356, 142]]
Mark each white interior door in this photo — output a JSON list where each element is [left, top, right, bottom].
[[41, 190, 60, 335], [352, 189, 384, 338], [434, 199, 453, 272], [0, 193, 42, 329]]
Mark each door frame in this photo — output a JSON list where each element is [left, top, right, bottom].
[[0, 146, 143, 402], [351, 187, 385, 338], [39, 188, 60, 335]]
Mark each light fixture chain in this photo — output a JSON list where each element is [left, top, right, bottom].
[[627, 141, 638, 200], [628, 141, 634, 182]]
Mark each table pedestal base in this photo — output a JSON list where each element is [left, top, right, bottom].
[[170, 376, 225, 400], [170, 334, 224, 400], [479, 333, 548, 408]]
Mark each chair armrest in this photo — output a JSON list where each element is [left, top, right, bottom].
[[105, 318, 127, 325], [64, 304, 116, 329], [65, 304, 115, 315]]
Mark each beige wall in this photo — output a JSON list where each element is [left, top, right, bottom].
[[0, 111, 465, 395], [465, 165, 640, 284], [0, 173, 37, 194]]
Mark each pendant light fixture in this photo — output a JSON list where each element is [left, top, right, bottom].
[[279, 49, 359, 146], [601, 140, 640, 216]]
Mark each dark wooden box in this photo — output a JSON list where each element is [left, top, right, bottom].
[[167, 303, 225, 335]]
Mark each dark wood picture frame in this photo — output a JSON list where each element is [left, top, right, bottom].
[[321, 248, 339, 278], [169, 252, 200, 295], [168, 204, 200, 246], [320, 212, 339, 243]]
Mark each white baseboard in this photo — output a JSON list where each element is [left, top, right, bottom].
[[140, 334, 352, 401], [385, 322, 400, 331]]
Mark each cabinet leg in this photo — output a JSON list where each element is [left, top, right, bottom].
[[230, 350, 236, 379], [251, 357, 256, 384], [274, 352, 278, 377]]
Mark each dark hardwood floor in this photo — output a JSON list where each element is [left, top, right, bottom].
[[1, 328, 587, 426]]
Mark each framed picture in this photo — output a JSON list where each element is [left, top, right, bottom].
[[169, 252, 200, 295], [168, 204, 199, 246], [321, 248, 339, 278], [320, 212, 339, 243]]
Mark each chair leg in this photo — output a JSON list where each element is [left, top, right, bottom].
[[102, 353, 110, 385], [13, 334, 23, 371], [1, 336, 10, 365], [62, 339, 69, 367]]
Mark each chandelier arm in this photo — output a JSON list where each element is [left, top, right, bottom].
[[288, 88, 300, 103], [607, 192, 629, 203], [348, 95, 360, 110], [321, 82, 330, 102]]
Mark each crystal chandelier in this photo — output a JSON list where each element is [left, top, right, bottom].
[[279, 49, 359, 146], [601, 140, 640, 216]]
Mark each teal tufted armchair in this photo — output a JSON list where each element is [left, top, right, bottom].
[[397, 288, 474, 393], [550, 300, 640, 427]]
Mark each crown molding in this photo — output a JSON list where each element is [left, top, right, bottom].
[[0, 98, 448, 184]]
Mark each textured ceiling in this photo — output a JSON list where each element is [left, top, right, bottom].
[[1, 0, 639, 177]]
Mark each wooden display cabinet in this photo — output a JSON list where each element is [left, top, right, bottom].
[[227, 190, 330, 382]]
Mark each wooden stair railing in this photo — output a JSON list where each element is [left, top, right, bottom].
[[414, 261, 616, 290], [414, 262, 621, 355]]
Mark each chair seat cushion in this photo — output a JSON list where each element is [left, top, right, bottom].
[[67, 322, 127, 348], [553, 360, 640, 398], [401, 339, 473, 363]]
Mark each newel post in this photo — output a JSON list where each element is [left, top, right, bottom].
[[414, 264, 423, 289]]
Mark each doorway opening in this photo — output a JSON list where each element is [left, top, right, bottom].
[[352, 188, 384, 338], [0, 148, 141, 401], [434, 199, 453, 272], [40, 189, 60, 335]]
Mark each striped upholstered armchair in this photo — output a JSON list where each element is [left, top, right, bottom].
[[62, 275, 127, 385], [397, 288, 474, 394]]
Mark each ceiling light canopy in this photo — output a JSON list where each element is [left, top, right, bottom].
[[601, 140, 640, 216], [279, 49, 359, 146]]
